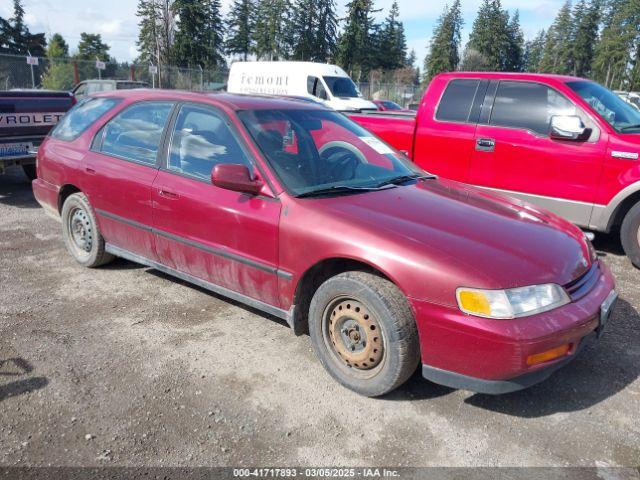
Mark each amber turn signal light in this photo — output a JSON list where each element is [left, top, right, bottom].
[[526, 344, 572, 366]]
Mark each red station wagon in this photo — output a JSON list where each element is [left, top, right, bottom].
[[33, 90, 617, 396]]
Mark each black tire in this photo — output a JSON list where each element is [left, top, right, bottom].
[[22, 164, 36, 181], [61, 192, 114, 268], [621, 202, 640, 269], [308, 271, 420, 397]]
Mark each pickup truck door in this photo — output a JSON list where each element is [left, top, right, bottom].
[[151, 103, 282, 308], [412, 78, 487, 182], [468, 80, 607, 227]]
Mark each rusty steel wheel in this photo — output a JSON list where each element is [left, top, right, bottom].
[[326, 299, 384, 370]]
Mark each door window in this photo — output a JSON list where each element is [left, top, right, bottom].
[[100, 101, 173, 165], [307, 76, 328, 100], [168, 105, 250, 181], [490, 81, 577, 135], [436, 79, 481, 123]]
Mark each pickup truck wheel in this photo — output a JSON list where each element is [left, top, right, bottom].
[[308, 271, 420, 397], [22, 164, 36, 181], [61, 193, 114, 268], [621, 202, 640, 268]]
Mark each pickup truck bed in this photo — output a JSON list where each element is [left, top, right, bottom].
[[348, 111, 417, 156], [1, 90, 74, 179]]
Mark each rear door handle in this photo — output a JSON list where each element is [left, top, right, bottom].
[[476, 138, 495, 152], [158, 188, 179, 200]]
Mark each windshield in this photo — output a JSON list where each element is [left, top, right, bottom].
[[238, 109, 422, 196], [323, 76, 361, 99], [382, 101, 402, 110], [567, 81, 640, 133]]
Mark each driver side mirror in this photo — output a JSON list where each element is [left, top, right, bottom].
[[550, 115, 591, 141], [211, 164, 264, 196]]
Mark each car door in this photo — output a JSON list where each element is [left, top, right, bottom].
[[152, 103, 282, 307], [412, 78, 487, 181], [85, 100, 175, 260], [468, 80, 607, 226]]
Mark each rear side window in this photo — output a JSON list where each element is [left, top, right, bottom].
[[100, 102, 173, 165], [490, 81, 577, 135], [436, 79, 480, 123], [50, 97, 119, 141]]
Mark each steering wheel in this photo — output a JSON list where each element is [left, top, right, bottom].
[[319, 142, 366, 182]]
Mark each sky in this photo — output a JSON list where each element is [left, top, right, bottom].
[[0, 0, 566, 66]]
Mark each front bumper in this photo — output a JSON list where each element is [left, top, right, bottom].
[[412, 261, 616, 394]]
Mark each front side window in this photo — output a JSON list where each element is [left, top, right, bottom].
[[307, 76, 328, 100], [490, 81, 577, 135], [100, 101, 173, 165], [323, 76, 360, 98], [50, 97, 119, 141], [436, 79, 480, 123], [567, 80, 640, 133], [168, 105, 250, 180], [239, 108, 421, 196]]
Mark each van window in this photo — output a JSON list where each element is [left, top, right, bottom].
[[168, 104, 250, 181], [307, 76, 328, 100], [490, 81, 577, 135], [50, 97, 119, 141], [323, 76, 359, 98], [100, 102, 173, 165], [436, 79, 480, 123]]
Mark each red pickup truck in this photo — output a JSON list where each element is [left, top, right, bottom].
[[350, 73, 640, 267]]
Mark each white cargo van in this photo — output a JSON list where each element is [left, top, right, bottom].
[[227, 61, 377, 112]]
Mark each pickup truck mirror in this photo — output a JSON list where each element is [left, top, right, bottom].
[[211, 164, 264, 195], [550, 115, 590, 141]]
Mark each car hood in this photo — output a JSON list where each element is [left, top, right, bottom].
[[306, 178, 593, 292]]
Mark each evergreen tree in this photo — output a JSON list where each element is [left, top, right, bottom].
[[225, 0, 254, 60], [173, 0, 224, 68], [0, 0, 46, 55], [538, 1, 574, 74], [76, 33, 110, 60], [47, 33, 68, 58], [137, 0, 160, 64], [376, 1, 407, 70], [315, 0, 338, 62], [42, 34, 74, 90], [524, 30, 546, 72], [424, 0, 463, 81], [465, 0, 510, 71], [290, 0, 316, 61], [570, 0, 601, 77], [505, 10, 524, 71], [252, 0, 292, 60], [336, 0, 377, 80], [424, 0, 464, 82]]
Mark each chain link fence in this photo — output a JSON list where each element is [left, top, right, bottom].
[[0, 53, 424, 108], [0, 53, 228, 92]]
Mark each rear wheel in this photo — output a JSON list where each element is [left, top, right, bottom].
[[308, 271, 420, 397], [61, 192, 114, 268], [621, 202, 640, 269], [22, 164, 36, 181]]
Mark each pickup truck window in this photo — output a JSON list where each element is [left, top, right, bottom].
[[168, 105, 250, 181], [436, 79, 480, 123], [100, 101, 173, 165], [567, 80, 640, 133], [50, 97, 119, 142], [490, 81, 576, 135]]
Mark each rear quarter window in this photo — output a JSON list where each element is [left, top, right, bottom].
[[50, 97, 120, 141], [436, 79, 481, 123]]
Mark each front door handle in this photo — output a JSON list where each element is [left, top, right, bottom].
[[476, 138, 495, 152], [158, 188, 179, 200]]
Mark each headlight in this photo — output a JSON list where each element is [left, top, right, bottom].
[[456, 284, 571, 319]]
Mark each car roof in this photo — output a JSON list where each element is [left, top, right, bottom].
[[435, 71, 585, 83], [91, 89, 326, 111]]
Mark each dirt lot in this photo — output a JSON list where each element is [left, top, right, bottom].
[[1, 167, 639, 468]]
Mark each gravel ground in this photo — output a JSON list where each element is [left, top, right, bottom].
[[1, 167, 639, 468]]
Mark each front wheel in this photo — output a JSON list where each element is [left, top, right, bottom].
[[61, 192, 114, 268], [621, 202, 640, 269], [308, 271, 420, 397]]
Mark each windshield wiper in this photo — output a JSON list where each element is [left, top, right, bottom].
[[621, 124, 640, 131], [296, 184, 396, 198], [375, 173, 437, 187]]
